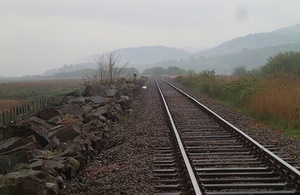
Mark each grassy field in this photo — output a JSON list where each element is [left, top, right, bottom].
[[247, 73, 300, 132], [0, 78, 84, 113], [176, 72, 300, 139]]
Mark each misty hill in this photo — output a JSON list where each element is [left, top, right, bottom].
[[77, 46, 190, 64], [50, 68, 95, 78], [194, 23, 300, 57], [43, 62, 96, 76], [158, 43, 300, 74], [43, 24, 300, 76], [44, 46, 190, 75]]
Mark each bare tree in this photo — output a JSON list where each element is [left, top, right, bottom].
[[83, 51, 129, 86]]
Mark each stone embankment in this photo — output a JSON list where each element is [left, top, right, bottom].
[[0, 79, 145, 195]]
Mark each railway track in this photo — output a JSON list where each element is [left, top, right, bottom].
[[153, 80, 300, 195]]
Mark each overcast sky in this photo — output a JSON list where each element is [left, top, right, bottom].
[[1, 0, 300, 77]]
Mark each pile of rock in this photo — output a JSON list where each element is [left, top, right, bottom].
[[0, 79, 145, 195]]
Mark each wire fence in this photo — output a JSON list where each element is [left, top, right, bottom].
[[0, 95, 64, 126]]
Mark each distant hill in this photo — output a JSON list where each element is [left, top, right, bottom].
[[194, 24, 300, 57], [158, 43, 300, 74], [43, 24, 300, 76], [50, 68, 96, 78], [43, 62, 96, 76], [44, 46, 190, 75]]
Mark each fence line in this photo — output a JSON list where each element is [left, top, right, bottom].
[[1, 95, 64, 126]]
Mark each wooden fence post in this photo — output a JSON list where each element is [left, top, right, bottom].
[[9, 108, 12, 123], [5, 110, 9, 125], [2, 110, 5, 126], [13, 107, 16, 119]]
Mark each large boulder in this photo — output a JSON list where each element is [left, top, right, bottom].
[[48, 124, 81, 142], [29, 116, 54, 131], [63, 91, 81, 102], [58, 104, 86, 117], [103, 103, 124, 122], [44, 159, 65, 175], [0, 150, 30, 174], [86, 104, 109, 120], [105, 88, 120, 97], [0, 135, 42, 154], [68, 97, 86, 105], [0, 169, 46, 195], [64, 157, 80, 179], [44, 137, 60, 150], [36, 107, 62, 121], [82, 85, 109, 97], [0, 124, 49, 148], [118, 95, 132, 112], [85, 96, 112, 106]]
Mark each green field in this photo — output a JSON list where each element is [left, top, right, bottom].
[[0, 78, 84, 125]]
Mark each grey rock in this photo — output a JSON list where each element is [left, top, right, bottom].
[[0, 150, 29, 174], [37, 107, 62, 121], [46, 182, 59, 195], [85, 96, 112, 106], [82, 85, 109, 97], [29, 116, 54, 130], [58, 104, 86, 117], [0, 124, 49, 148], [29, 159, 44, 171], [0, 135, 42, 154], [68, 97, 86, 105], [44, 137, 60, 150], [106, 88, 119, 97], [48, 124, 81, 142], [0, 169, 46, 195]]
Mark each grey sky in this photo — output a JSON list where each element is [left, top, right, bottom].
[[1, 0, 300, 76]]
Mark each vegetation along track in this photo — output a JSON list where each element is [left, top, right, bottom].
[[152, 79, 300, 195]]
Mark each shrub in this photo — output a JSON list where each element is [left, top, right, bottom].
[[261, 51, 300, 76]]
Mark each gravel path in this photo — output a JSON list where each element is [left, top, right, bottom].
[[61, 78, 300, 195]]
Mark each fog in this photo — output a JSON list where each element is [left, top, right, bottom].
[[1, 0, 300, 76]]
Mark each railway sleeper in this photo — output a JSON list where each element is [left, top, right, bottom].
[[153, 173, 178, 178], [187, 145, 244, 149], [204, 183, 288, 190], [153, 163, 176, 168], [193, 158, 258, 162], [183, 135, 233, 138], [183, 132, 230, 136], [197, 167, 271, 172], [189, 151, 251, 156], [198, 171, 279, 177], [153, 168, 176, 173], [154, 184, 182, 191], [191, 154, 256, 159], [154, 149, 173, 154], [188, 148, 250, 153], [154, 193, 185, 195], [153, 179, 180, 184], [185, 140, 238, 145], [194, 161, 264, 167], [205, 190, 297, 195], [201, 177, 286, 184], [183, 130, 225, 133]]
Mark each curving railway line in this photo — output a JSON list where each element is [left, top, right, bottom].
[[152, 79, 300, 195]]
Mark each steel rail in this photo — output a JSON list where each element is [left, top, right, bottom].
[[164, 80, 300, 181], [156, 81, 202, 195]]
